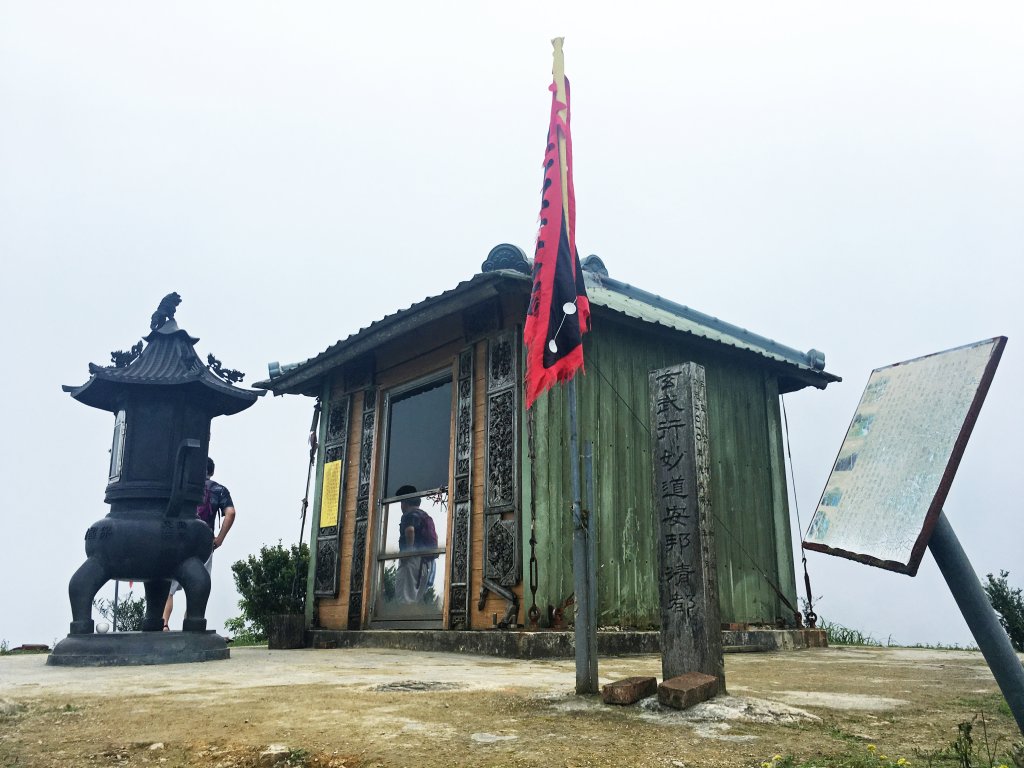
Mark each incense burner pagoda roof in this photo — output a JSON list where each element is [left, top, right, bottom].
[[64, 319, 261, 415]]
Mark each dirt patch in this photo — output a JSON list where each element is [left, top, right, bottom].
[[772, 691, 907, 711], [0, 646, 1020, 767], [371, 680, 465, 692]]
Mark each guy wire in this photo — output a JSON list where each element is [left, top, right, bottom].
[[781, 392, 817, 627], [589, 357, 801, 620]]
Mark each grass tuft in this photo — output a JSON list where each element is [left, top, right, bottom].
[[819, 618, 882, 647]]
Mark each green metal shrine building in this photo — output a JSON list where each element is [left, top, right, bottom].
[[258, 244, 839, 634]]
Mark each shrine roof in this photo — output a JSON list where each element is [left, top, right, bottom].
[[257, 244, 840, 396]]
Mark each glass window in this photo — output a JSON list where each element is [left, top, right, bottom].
[[379, 497, 448, 557], [372, 554, 447, 620], [373, 372, 452, 627], [383, 378, 452, 497]]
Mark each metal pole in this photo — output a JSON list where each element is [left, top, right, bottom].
[[929, 510, 1024, 734], [112, 580, 119, 633], [569, 379, 597, 693], [583, 440, 599, 686]]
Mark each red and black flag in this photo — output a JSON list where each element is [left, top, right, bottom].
[[524, 38, 591, 409]]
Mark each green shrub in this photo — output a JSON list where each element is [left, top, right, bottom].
[[222, 616, 267, 646], [984, 570, 1024, 652], [229, 542, 309, 639], [93, 590, 146, 631]]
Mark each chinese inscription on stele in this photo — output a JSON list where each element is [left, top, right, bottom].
[[804, 337, 1006, 576], [649, 362, 724, 691]]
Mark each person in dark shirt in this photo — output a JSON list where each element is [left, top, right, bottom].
[[394, 484, 435, 604], [162, 456, 236, 630]]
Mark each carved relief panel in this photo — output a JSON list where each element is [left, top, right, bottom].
[[482, 331, 521, 587], [348, 388, 377, 629], [448, 347, 474, 629], [314, 396, 349, 597]]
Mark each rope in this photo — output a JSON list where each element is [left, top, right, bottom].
[[589, 357, 802, 623], [780, 395, 806, 538], [298, 397, 322, 546], [781, 393, 817, 627], [591, 358, 648, 431], [295, 397, 321, 609]]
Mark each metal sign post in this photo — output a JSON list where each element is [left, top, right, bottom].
[[804, 337, 1006, 574], [803, 337, 1022, 734], [929, 511, 1024, 733]]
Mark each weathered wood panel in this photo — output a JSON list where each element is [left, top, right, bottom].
[[524, 315, 798, 628], [764, 374, 800, 619]]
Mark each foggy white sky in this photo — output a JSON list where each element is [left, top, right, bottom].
[[1, 2, 1022, 648]]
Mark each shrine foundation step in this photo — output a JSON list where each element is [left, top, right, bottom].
[[305, 628, 826, 659]]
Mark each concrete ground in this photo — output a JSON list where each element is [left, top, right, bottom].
[[1, 644, 1021, 767]]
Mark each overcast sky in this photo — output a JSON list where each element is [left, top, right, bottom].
[[2, 2, 1021, 649]]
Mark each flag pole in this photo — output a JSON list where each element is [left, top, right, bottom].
[[553, 37, 599, 695], [551, 39, 572, 239]]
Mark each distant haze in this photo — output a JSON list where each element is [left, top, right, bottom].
[[1, 2, 1021, 648]]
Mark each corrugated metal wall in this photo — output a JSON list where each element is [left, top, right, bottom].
[[522, 317, 799, 627]]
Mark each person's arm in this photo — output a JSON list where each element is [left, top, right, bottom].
[[214, 506, 235, 549], [404, 523, 416, 550]]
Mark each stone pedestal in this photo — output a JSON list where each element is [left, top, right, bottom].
[[47, 631, 229, 666]]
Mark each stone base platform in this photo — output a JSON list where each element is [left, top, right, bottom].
[[47, 631, 229, 667], [306, 628, 826, 659]]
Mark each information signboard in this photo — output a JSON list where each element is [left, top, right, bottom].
[[803, 337, 1005, 575]]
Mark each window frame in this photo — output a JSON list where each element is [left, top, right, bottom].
[[369, 368, 455, 627]]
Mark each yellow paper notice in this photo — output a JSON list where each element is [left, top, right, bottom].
[[320, 460, 342, 529]]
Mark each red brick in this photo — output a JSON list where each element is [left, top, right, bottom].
[[601, 676, 658, 705], [658, 672, 720, 710]]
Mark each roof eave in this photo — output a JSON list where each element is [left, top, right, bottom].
[[778, 368, 842, 394], [259, 271, 530, 396], [258, 263, 839, 396], [591, 273, 830, 374]]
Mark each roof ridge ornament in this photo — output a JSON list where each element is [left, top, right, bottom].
[[481, 244, 530, 275], [150, 292, 181, 332], [110, 341, 143, 369], [207, 354, 245, 384], [581, 254, 608, 278]]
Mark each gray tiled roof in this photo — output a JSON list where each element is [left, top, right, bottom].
[[257, 250, 838, 394]]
